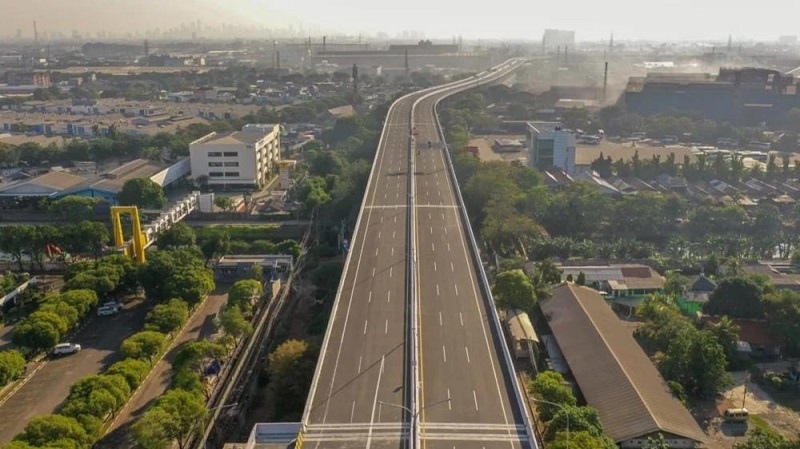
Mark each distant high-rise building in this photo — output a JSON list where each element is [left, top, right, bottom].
[[543, 29, 575, 50]]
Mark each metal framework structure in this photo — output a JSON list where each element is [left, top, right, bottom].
[[110, 206, 147, 264]]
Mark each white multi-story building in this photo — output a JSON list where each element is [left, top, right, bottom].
[[189, 124, 281, 189], [527, 121, 576, 174]]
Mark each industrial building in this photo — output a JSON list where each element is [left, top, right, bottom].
[[189, 124, 281, 190], [527, 121, 576, 174], [624, 68, 800, 125], [542, 29, 575, 50]]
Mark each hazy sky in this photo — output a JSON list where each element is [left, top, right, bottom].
[[5, 0, 800, 42]]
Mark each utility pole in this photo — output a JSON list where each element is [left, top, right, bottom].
[[603, 61, 609, 103], [352, 64, 358, 105]]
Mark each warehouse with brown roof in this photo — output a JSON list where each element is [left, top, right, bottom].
[[539, 283, 707, 448]]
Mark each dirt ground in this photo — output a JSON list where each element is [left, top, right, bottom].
[[469, 135, 527, 164], [702, 370, 800, 448], [574, 140, 698, 166]]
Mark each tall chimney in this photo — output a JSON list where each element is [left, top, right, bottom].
[[603, 61, 609, 102], [323, 36, 327, 52]]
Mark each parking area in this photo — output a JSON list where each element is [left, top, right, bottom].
[[0, 297, 148, 445]]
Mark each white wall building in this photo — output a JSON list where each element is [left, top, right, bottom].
[[189, 124, 281, 189], [527, 121, 576, 174]]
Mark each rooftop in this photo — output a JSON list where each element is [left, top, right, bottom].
[[559, 264, 666, 291], [540, 284, 707, 444], [0, 170, 87, 197]]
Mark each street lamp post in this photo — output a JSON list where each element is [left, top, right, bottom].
[[530, 397, 569, 449], [378, 398, 451, 448]]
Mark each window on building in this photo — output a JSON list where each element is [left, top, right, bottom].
[[208, 162, 223, 167], [209, 172, 224, 177], [224, 161, 239, 167], [223, 151, 238, 157], [208, 151, 222, 157], [535, 138, 555, 169], [225, 172, 240, 177]]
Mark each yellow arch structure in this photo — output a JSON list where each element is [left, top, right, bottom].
[[111, 206, 148, 264]]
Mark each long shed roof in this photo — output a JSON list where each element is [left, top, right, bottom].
[[539, 283, 706, 443]]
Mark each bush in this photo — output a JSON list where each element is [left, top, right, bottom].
[[145, 299, 189, 334], [121, 331, 167, 363], [0, 350, 26, 386], [107, 358, 151, 390]]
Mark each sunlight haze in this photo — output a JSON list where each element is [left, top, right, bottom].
[[3, 0, 799, 41]]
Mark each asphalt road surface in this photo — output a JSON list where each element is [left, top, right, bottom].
[[302, 60, 533, 449], [303, 92, 418, 449], [413, 87, 530, 449], [0, 298, 149, 445]]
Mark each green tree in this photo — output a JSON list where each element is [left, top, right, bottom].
[[121, 331, 167, 363], [576, 271, 586, 286], [709, 315, 741, 363], [161, 268, 215, 306], [60, 221, 109, 260], [59, 289, 99, 317], [733, 428, 791, 449], [763, 289, 800, 354], [48, 196, 100, 222], [12, 320, 60, 353], [227, 279, 263, 315], [267, 339, 317, 419], [548, 430, 616, 449], [107, 358, 151, 390], [145, 298, 189, 334], [133, 407, 175, 449], [663, 271, 689, 297], [529, 371, 577, 421], [0, 225, 34, 271], [705, 276, 766, 318], [138, 249, 201, 299], [0, 350, 26, 386], [152, 389, 208, 449], [643, 434, 672, 449], [156, 223, 196, 250], [545, 405, 605, 440], [220, 306, 253, 341], [14, 414, 92, 449], [213, 195, 236, 212], [118, 178, 167, 209], [200, 232, 230, 265], [39, 300, 79, 329], [61, 374, 131, 420], [493, 269, 537, 311]]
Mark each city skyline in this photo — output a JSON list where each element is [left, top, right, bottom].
[[3, 0, 800, 43]]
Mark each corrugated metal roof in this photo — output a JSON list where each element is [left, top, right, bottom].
[[540, 284, 706, 444]]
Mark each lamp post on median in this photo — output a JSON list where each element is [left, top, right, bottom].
[[379, 398, 451, 448], [530, 397, 569, 449]]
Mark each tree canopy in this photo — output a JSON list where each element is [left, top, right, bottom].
[[118, 178, 167, 209]]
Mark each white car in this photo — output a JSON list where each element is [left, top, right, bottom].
[[102, 301, 123, 311], [53, 343, 81, 356], [97, 306, 118, 316]]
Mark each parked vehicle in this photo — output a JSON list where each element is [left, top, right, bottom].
[[97, 306, 118, 316], [103, 301, 123, 311], [53, 343, 81, 356], [723, 408, 749, 422]]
